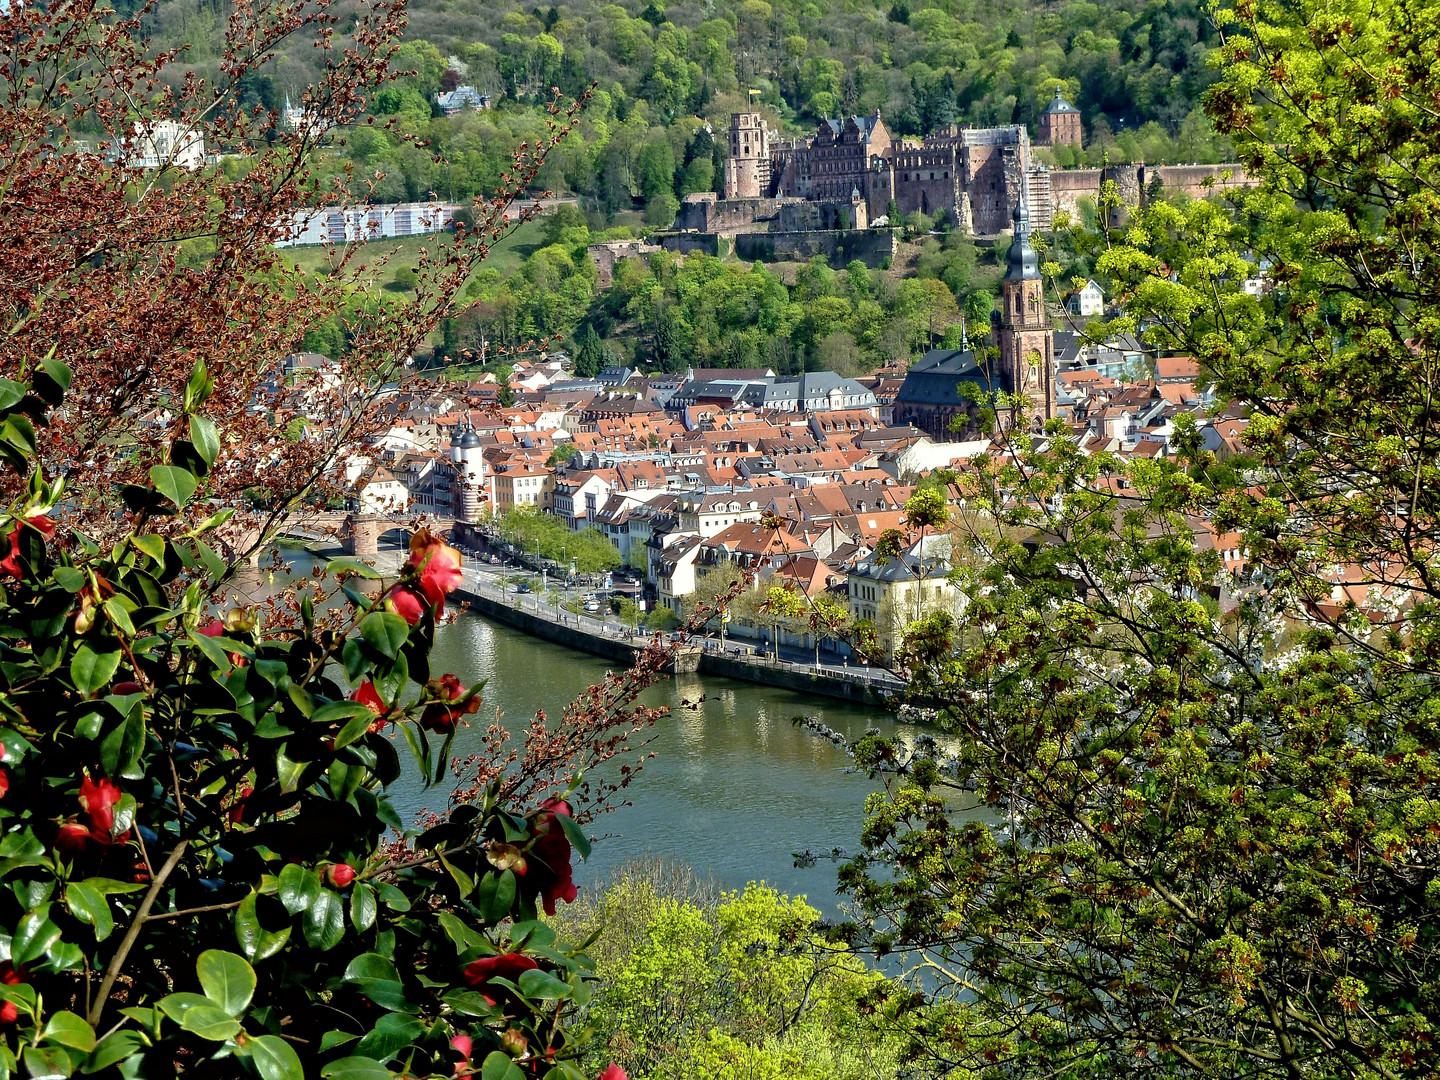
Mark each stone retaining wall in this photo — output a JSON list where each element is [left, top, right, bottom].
[[456, 587, 896, 706]]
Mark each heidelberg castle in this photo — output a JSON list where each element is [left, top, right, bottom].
[[719, 92, 1247, 237]]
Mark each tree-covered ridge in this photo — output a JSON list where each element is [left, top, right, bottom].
[[143, 0, 1233, 212]]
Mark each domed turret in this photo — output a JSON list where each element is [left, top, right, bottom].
[[1005, 189, 1040, 281]]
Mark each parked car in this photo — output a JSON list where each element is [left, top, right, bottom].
[[584, 601, 601, 613]]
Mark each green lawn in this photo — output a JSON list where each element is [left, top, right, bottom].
[[279, 218, 547, 291]]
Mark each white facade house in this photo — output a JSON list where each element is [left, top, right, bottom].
[[114, 120, 207, 170], [275, 201, 452, 247], [351, 465, 410, 515], [1066, 279, 1105, 318]]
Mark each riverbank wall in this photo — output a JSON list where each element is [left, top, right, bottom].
[[456, 587, 898, 708]]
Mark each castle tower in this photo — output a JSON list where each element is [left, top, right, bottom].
[[452, 424, 486, 522], [849, 184, 868, 229], [722, 113, 772, 199], [998, 180, 1055, 423], [1037, 90, 1083, 147]]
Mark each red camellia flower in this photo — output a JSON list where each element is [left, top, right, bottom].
[[0, 960, 24, 1025], [79, 775, 122, 835], [598, 1066, 628, 1080], [0, 514, 55, 580], [327, 863, 356, 888], [197, 619, 225, 637], [460, 953, 538, 1008], [387, 586, 427, 626], [450, 1033, 473, 1080], [351, 681, 394, 731], [227, 785, 253, 825], [408, 530, 464, 608], [111, 681, 143, 695], [0, 743, 7, 800], [420, 673, 479, 733], [518, 799, 579, 916], [55, 823, 92, 856]]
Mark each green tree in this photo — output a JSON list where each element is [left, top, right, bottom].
[[844, 2, 1440, 1077], [555, 865, 899, 1079], [573, 324, 608, 378], [546, 441, 579, 466], [643, 191, 679, 228], [635, 137, 676, 201]]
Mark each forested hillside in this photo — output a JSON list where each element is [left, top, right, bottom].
[[135, 0, 1233, 212], [120, 0, 1229, 375]]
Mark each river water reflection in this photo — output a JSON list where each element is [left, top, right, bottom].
[[422, 614, 916, 912]]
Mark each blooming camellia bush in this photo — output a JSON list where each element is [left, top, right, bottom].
[[0, 361, 624, 1079]]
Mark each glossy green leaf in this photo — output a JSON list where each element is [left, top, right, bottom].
[[179, 1005, 240, 1041], [149, 465, 197, 510], [65, 881, 114, 942], [303, 888, 345, 951], [278, 864, 321, 915], [351, 979, 412, 1012], [343, 953, 398, 983], [36, 357, 73, 404], [320, 1057, 395, 1080], [98, 704, 146, 780], [326, 557, 382, 580], [189, 415, 220, 469], [197, 950, 255, 1017], [439, 853, 475, 898], [70, 645, 121, 697], [359, 611, 409, 658], [18, 1044, 72, 1079], [250, 1035, 304, 1080], [480, 1050, 526, 1080], [319, 1031, 358, 1053], [0, 378, 26, 412], [353, 1013, 425, 1063], [184, 357, 214, 413], [193, 538, 226, 581], [350, 883, 377, 932], [374, 881, 409, 912], [333, 711, 376, 751], [517, 968, 571, 1001], [556, 813, 591, 861], [101, 597, 135, 636], [3, 413, 37, 457], [86, 1030, 146, 1072], [13, 906, 61, 963], [186, 627, 232, 672], [436, 911, 486, 953], [156, 993, 215, 1022], [40, 1012, 94, 1052], [311, 701, 370, 726], [235, 891, 292, 962], [440, 989, 494, 1017]]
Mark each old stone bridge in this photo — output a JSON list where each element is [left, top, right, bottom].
[[219, 512, 443, 566]]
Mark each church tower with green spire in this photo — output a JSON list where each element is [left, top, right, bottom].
[[997, 179, 1055, 423]]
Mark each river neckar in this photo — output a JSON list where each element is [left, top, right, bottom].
[[420, 613, 920, 912], [235, 551, 928, 913]]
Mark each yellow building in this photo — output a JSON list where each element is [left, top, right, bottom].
[[846, 539, 956, 661], [492, 465, 553, 514]]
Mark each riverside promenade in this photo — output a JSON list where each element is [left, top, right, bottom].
[[453, 572, 904, 708]]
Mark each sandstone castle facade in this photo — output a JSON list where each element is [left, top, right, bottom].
[[722, 110, 1048, 235]]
